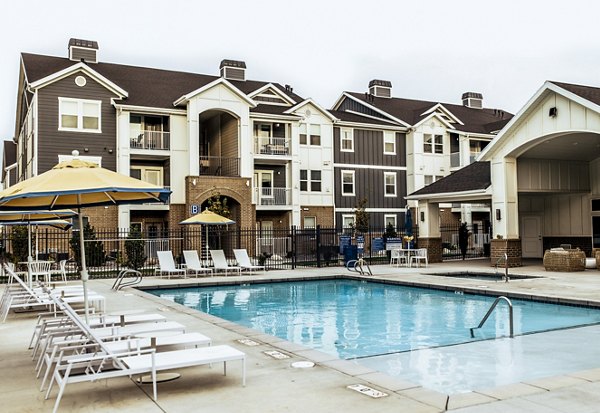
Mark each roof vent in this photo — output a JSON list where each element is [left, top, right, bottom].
[[220, 59, 246, 81], [68, 38, 98, 63], [462, 92, 483, 109], [368, 79, 392, 98]]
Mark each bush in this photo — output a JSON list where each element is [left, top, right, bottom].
[[70, 223, 106, 269], [125, 226, 146, 270]]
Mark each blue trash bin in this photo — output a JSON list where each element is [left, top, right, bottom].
[[344, 244, 358, 265]]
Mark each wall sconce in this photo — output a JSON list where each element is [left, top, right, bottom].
[[83, 147, 89, 152], [245, 180, 250, 186], [549, 107, 558, 117], [495, 209, 501, 220], [420, 211, 425, 222], [192, 178, 197, 186], [108, 149, 113, 154]]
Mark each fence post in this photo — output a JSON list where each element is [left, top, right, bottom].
[[291, 225, 296, 270], [316, 225, 321, 268]]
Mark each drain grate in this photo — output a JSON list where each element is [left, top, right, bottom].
[[291, 361, 315, 368], [263, 350, 291, 359], [347, 384, 388, 398], [237, 338, 260, 346]]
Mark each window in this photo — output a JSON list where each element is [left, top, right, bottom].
[[341, 170, 355, 196], [304, 216, 316, 228], [310, 124, 321, 145], [300, 170, 322, 192], [384, 172, 396, 196], [59, 98, 101, 132], [130, 165, 163, 186], [384, 214, 397, 229], [342, 215, 355, 228], [383, 132, 396, 155], [72, 216, 89, 231], [299, 124, 307, 145], [341, 128, 354, 152], [424, 134, 443, 154], [424, 175, 444, 186]]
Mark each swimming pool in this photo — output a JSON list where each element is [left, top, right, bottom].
[[144, 279, 600, 393]]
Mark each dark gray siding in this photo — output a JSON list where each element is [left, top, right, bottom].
[[255, 165, 286, 187], [37, 72, 118, 173], [337, 97, 389, 120], [334, 127, 405, 167], [333, 167, 407, 209], [335, 211, 408, 229]]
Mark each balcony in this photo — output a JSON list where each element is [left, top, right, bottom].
[[450, 152, 460, 168], [254, 136, 291, 156], [130, 131, 170, 150], [253, 187, 292, 208], [199, 156, 240, 176], [131, 186, 171, 210]]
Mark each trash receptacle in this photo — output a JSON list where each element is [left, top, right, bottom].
[[344, 244, 358, 264]]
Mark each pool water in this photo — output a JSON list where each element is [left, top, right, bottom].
[[145, 279, 600, 360]]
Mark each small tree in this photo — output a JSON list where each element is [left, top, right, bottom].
[[70, 223, 106, 269], [354, 197, 369, 234], [125, 225, 146, 270], [10, 226, 31, 264], [458, 222, 470, 260], [384, 222, 397, 240], [207, 189, 231, 219]]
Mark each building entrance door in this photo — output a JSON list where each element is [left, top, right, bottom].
[[521, 215, 542, 258]]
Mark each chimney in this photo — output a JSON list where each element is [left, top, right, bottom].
[[462, 92, 483, 109], [220, 59, 246, 81], [68, 38, 99, 63], [368, 79, 392, 98]]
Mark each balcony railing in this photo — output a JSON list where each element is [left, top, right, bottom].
[[254, 136, 290, 156], [199, 156, 240, 176], [253, 187, 291, 206], [450, 152, 460, 167], [130, 131, 170, 150]]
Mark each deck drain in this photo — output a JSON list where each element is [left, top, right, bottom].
[[347, 384, 388, 398], [291, 361, 315, 369], [237, 338, 260, 346], [263, 350, 291, 359]]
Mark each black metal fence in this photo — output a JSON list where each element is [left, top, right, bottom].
[[0, 225, 419, 280], [440, 222, 491, 260]]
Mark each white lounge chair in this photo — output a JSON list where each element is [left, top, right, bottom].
[[209, 250, 241, 276], [155, 251, 186, 279], [233, 249, 265, 274], [183, 250, 213, 277]]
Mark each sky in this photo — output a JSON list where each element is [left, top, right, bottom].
[[2, 0, 600, 149]]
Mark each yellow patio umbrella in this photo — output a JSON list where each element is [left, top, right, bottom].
[[180, 209, 235, 260], [0, 152, 171, 321]]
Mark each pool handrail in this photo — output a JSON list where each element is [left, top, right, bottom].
[[469, 295, 514, 338]]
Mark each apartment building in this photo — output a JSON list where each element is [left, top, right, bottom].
[[8, 38, 335, 232]]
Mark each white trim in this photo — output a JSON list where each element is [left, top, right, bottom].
[[341, 170, 355, 196], [451, 130, 496, 139], [412, 112, 455, 130], [58, 154, 102, 166], [340, 128, 354, 152], [247, 83, 296, 105], [336, 207, 409, 213], [250, 112, 302, 121], [384, 214, 397, 228], [58, 97, 102, 133], [335, 93, 411, 127], [406, 187, 492, 202], [173, 77, 257, 107], [383, 131, 396, 155], [420, 103, 464, 125], [341, 214, 355, 228], [343, 109, 403, 126], [113, 103, 187, 116], [333, 119, 407, 131], [29, 62, 127, 98], [384, 171, 397, 197], [334, 163, 406, 171], [284, 98, 338, 121]]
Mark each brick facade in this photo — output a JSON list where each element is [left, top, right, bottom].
[[418, 237, 442, 263], [185, 176, 255, 229], [85, 206, 119, 229], [168, 204, 187, 230], [490, 238, 522, 267], [300, 206, 334, 228]]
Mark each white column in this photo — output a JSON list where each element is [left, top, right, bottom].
[[491, 156, 519, 238], [418, 200, 440, 238]]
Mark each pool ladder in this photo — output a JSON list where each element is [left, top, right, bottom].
[[112, 269, 143, 291], [346, 258, 372, 276], [469, 296, 514, 338], [495, 252, 509, 282]]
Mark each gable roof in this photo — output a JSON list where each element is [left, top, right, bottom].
[[550, 81, 600, 106], [20, 53, 304, 113], [407, 161, 491, 199], [343, 92, 512, 134], [328, 109, 403, 127]]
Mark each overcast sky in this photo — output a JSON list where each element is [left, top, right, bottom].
[[2, 0, 600, 149]]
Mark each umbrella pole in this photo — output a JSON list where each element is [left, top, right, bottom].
[[77, 208, 90, 323], [28, 223, 33, 288]]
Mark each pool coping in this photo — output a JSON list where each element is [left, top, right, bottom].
[[132, 272, 600, 410]]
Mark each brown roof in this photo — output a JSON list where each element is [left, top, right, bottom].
[[551, 81, 600, 107], [21, 53, 304, 112], [409, 161, 491, 197], [344, 92, 513, 134]]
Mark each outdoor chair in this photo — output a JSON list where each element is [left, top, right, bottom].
[[49, 260, 68, 284], [409, 248, 428, 268], [182, 250, 213, 277], [155, 251, 186, 279], [233, 249, 265, 274], [209, 250, 241, 276], [28, 260, 52, 284]]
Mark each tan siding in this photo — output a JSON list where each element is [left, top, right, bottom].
[[220, 114, 238, 158]]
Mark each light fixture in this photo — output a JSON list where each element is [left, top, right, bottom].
[[549, 107, 558, 117], [83, 147, 89, 152], [420, 211, 425, 222], [496, 209, 501, 220], [192, 178, 197, 186]]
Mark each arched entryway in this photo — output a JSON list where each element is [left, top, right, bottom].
[[198, 110, 240, 176]]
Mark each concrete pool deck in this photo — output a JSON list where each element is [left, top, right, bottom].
[[3, 258, 600, 412]]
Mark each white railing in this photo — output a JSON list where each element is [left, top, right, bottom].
[[256, 236, 290, 258], [254, 136, 290, 156], [450, 152, 460, 167], [253, 187, 291, 206], [130, 130, 170, 150]]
